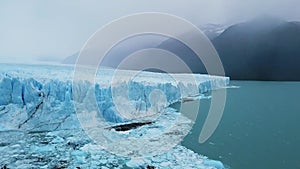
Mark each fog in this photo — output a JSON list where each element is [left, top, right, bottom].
[[0, 0, 299, 63]]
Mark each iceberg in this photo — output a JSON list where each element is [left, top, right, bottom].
[[0, 63, 229, 169]]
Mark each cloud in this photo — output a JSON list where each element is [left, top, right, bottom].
[[0, 0, 299, 63]]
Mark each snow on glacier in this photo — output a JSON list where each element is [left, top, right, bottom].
[[0, 63, 229, 169]]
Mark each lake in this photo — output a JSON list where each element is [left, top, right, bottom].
[[172, 81, 300, 169]]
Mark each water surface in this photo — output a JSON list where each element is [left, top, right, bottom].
[[173, 81, 300, 169]]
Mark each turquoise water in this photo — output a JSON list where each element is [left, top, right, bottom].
[[173, 81, 300, 169]]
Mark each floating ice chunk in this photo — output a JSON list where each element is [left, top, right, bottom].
[[204, 159, 225, 169], [126, 157, 151, 168]]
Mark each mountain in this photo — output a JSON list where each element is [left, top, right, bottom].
[[62, 24, 225, 66], [62, 18, 300, 80], [156, 24, 227, 75], [213, 17, 300, 80], [199, 24, 226, 40], [62, 52, 79, 64], [62, 35, 168, 65], [158, 16, 300, 80]]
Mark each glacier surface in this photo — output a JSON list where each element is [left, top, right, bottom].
[[0, 64, 229, 169]]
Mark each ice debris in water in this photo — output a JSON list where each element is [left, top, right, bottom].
[[0, 130, 225, 169]]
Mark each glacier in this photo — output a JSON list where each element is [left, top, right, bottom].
[[0, 64, 229, 169]]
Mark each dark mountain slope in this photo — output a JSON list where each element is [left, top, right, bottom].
[[63, 18, 300, 80], [213, 18, 300, 80], [157, 17, 300, 80]]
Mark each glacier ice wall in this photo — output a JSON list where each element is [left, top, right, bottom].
[[0, 64, 229, 169], [0, 64, 229, 131]]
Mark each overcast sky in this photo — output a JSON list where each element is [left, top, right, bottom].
[[0, 0, 300, 63]]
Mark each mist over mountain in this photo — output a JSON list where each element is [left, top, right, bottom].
[[62, 35, 168, 66], [62, 24, 224, 67], [213, 16, 300, 80], [200, 24, 227, 40], [62, 17, 300, 80], [157, 16, 300, 80]]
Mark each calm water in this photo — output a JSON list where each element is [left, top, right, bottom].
[[172, 81, 300, 169]]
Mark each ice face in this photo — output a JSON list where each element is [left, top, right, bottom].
[[0, 64, 229, 130], [0, 63, 229, 169]]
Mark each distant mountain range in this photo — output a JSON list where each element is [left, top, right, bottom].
[[62, 35, 168, 66], [63, 17, 300, 81], [61, 24, 225, 66]]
